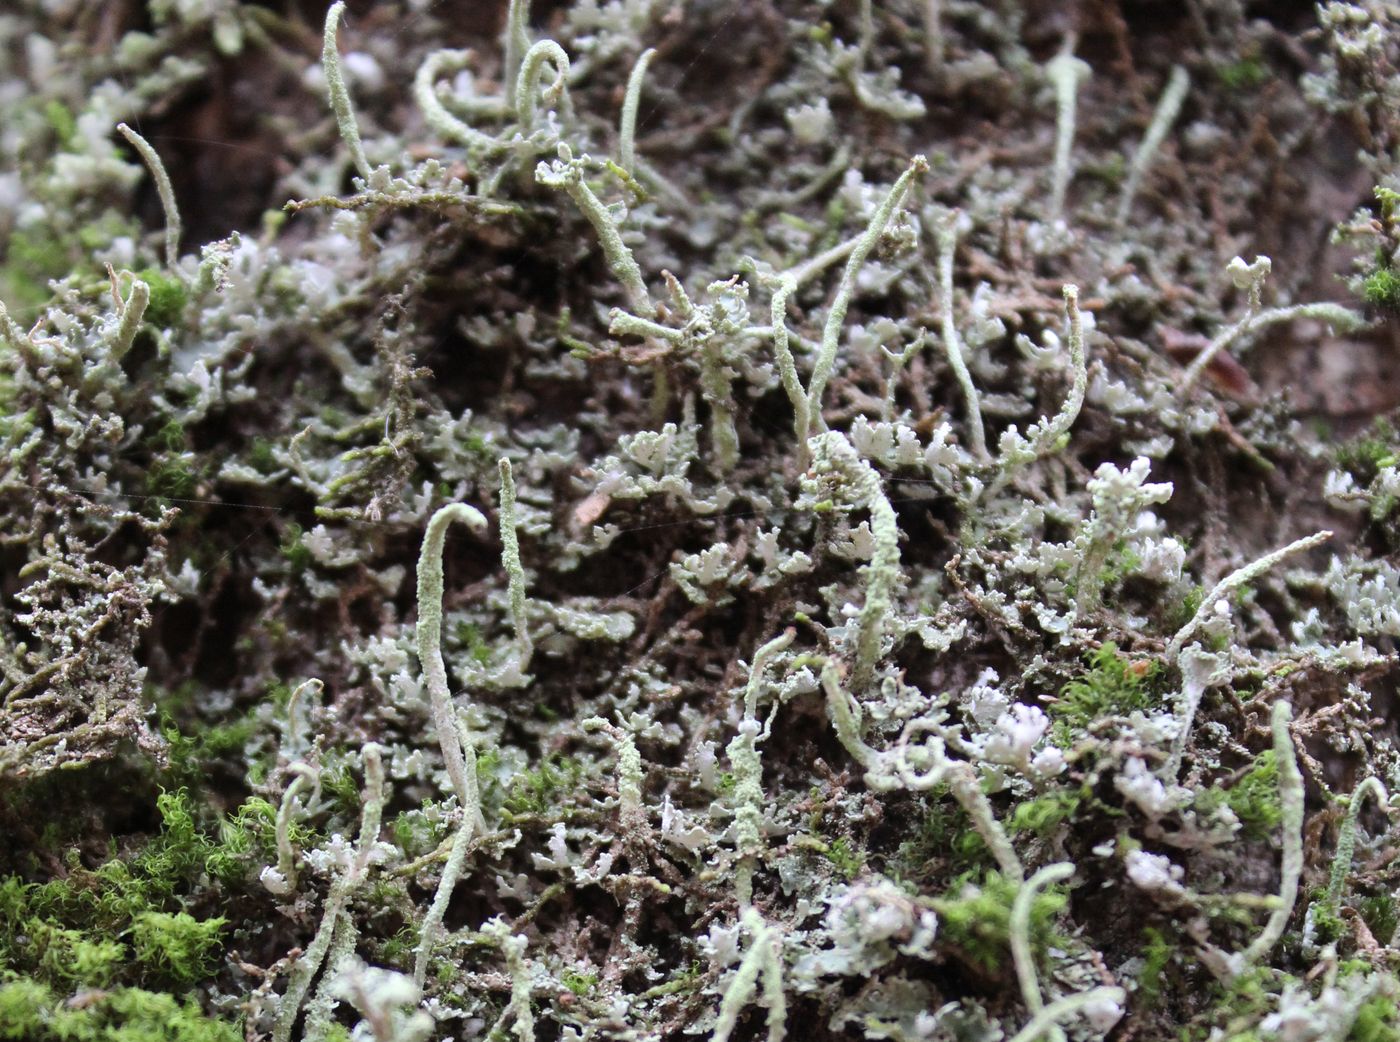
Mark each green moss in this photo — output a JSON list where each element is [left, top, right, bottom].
[[1051, 642, 1160, 739], [391, 801, 449, 859], [135, 269, 189, 328], [1351, 994, 1400, 1042], [0, 981, 242, 1042], [562, 970, 599, 996], [129, 911, 226, 986], [504, 755, 583, 816], [1216, 58, 1269, 91], [1135, 926, 1173, 1009], [158, 704, 257, 792], [930, 870, 1066, 971], [279, 521, 313, 571], [1359, 893, 1399, 948], [1186, 968, 1281, 1042], [1010, 790, 1081, 836], [147, 454, 200, 500], [1362, 265, 1400, 312], [823, 837, 866, 880], [1224, 751, 1283, 838], [1336, 418, 1398, 481], [455, 621, 494, 666], [247, 437, 278, 473]]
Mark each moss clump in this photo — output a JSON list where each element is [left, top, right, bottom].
[[1361, 265, 1400, 312], [1051, 642, 1160, 735], [0, 981, 241, 1042], [135, 269, 188, 329], [1010, 790, 1082, 836], [930, 871, 1066, 971]]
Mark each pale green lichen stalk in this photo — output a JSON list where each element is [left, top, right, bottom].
[[320, 2, 372, 182]]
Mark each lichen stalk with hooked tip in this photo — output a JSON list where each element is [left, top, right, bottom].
[[413, 503, 490, 985], [514, 40, 570, 131], [1166, 530, 1333, 660], [1324, 775, 1389, 921], [1012, 863, 1075, 1042], [320, 3, 372, 182], [116, 124, 183, 274], [619, 48, 656, 176], [414, 51, 499, 151], [416, 503, 489, 808]]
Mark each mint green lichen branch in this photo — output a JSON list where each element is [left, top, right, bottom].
[[1179, 300, 1365, 393], [1239, 700, 1304, 968], [417, 503, 488, 807], [712, 907, 786, 1042], [414, 51, 500, 152], [274, 762, 320, 893], [414, 503, 490, 986], [537, 144, 654, 318], [498, 458, 533, 673], [116, 124, 183, 274], [321, 3, 372, 181], [482, 919, 537, 1042], [805, 155, 927, 436], [1116, 65, 1189, 225], [1045, 51, 1090, 225], [107, 273, 150, 364], [273, 744, 386, 1042], [502, 0, 533, 107], [1324, 776, 1388, 921], [1007, 988, 1125, 1042], [935, 208, 987, 460], [763, 232, 872, 467], [807, 431, 901, 693], [1012, 863, 1074, 1042], [618, 48, 656, 176], [1165, 530, 1332, 661], [731, 628, 796, 906], [1041, 284, 1087, 451], [515, 40, 570, 131]]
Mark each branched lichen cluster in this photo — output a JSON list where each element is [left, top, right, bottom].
[[5, 2, 1400, 1041]]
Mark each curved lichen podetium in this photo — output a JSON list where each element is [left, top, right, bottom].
[[416, 502, 488, 811], [413, 502, 491, 986]]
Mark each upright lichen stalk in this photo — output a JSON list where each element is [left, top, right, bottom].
[[805, 156, 927, 439], [412, 503, 490, 985], [320, 2, 373, 181], [807, 431, 902, 693], [116, 124, 182, 274], [934, 209, 988, 460], [1239, 700, 1305, 969], [498, 458, 534, 674]]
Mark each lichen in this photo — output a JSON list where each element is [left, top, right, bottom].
[[3, 1, 1400, 1040]]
